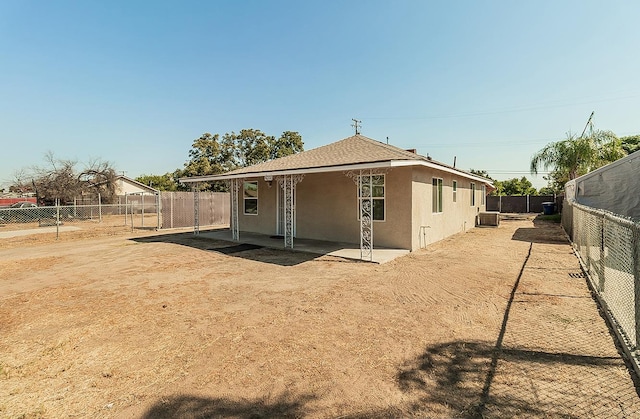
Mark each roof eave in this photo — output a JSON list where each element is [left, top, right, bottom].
[[179, 161, 395, 183], [180, 159, 494, 187]]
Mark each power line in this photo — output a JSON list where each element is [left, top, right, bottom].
[[363, 93, 640, 121]]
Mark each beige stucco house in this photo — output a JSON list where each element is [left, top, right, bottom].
[[115, 175, 158, 196], [181, 135, 493, 259]]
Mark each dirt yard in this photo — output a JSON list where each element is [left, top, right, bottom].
[[0, 216, 638, 418]]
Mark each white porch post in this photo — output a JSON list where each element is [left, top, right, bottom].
[[359, 170, 374, 261], [278, 174, 304, 249], [345, 169, 374, 262], [229, 179, 241, 241]]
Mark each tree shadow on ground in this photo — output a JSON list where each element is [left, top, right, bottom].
[[391, 339, 631, 418], [384, 239, 640, 418], [511, 216, 569, 244], [131, 232, 320, 266], [141, 392, 315, 419]]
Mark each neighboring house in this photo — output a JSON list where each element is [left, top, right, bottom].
[[181, 134, 493, 257], [565, 151, 640, 220], [115, 175, 159, 195]]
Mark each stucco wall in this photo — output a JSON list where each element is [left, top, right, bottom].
[[236, 169, 414, 249], [237, 178, 278, 235], [295, 169, 413, 249], [234, 167, 487, 251], [411, 167, 485, 250]]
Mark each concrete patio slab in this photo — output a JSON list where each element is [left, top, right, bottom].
[[198, 228, 410, 264]]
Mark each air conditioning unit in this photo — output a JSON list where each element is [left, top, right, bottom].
[[477, 211, 500, 227]]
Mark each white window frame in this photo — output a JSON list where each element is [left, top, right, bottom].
[[481, 185, 486, 205], [357, 174, 386, 222], [432, 177, 443, 213], [243, 181, 258, 215], [452, 180, 457, 203], [470, 182, 476, 206]]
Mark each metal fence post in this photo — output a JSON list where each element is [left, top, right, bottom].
[[599, 213, 606, 293], [98, 193, 102, 222], [156, 192, 161, 230], [634, 223, 640, 350], [56, 203, 60, 240]]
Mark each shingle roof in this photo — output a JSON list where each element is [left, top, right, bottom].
[[180, 134, 493, 186], [225, 134, 440, 175]]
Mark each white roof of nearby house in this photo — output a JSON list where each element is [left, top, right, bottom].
[[180, 135, 494, 186], [115, 175, 159, 194]]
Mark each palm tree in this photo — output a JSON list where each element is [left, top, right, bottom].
[[530, 130, 626, 186]]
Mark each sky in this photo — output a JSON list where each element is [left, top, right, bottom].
[[1, 0, 639, 190]]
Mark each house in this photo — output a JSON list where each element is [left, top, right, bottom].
[[564, 151, 640, 220], [180, 134, 493, 259], [114, 175, 159, 196]]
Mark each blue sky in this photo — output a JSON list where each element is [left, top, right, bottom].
[[2, 0, 639, 190]]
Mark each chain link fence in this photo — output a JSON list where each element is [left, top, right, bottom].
[[0, 192, 230, 240], [0, 203, 136, 238], [563, 199, 640, 362]]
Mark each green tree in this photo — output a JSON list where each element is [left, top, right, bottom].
[[530, 130, 626, 189], [136, 174, 179, 191], [538, 186, 556, 195], [499, 177, 537, 196], [621, 134, 640, 154], [177, 129, 304, 191], [222, 129, 272, 168], [269, 131, 304, 160], [469, 169, 493, 180]]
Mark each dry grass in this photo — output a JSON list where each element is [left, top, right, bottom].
[[0, 216, 638, 418]]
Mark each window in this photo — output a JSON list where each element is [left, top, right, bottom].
[[358, 174, 385, 221], [470, 182, 476, 206], [243, 181, 258, 215], [452, 180, 457, 203], [481, 185, 486, 205], [432, 178, 443, 213]]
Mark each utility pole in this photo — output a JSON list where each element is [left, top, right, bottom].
[[580, 111, 595, 138], [351, 118, 362, 135]]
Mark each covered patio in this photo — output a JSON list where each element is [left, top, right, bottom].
[[198, 228, 409, 264]]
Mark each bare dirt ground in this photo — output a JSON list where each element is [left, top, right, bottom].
[[0, 216, 638, 418]]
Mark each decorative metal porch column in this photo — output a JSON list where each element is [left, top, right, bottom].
[[228, 178, 241, 241], [278, 174, 304, 249], [359, 171, 374, 260], [345, 169, 377, 261]]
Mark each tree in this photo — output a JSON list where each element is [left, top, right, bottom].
[[269, 131, 304, 160], [13, 152, 118, 205], [227, 129, 273, 167], [538, 186, 556, 195], [530, 130, 626, 189], [136, 174, 179, 191], [469, 169, 494, 180], [621, 134, 640, 154], [178, 129, 304, 191], [498, 177, 537, 196]]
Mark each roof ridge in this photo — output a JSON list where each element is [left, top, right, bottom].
[[353, 134, 427, 160]]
